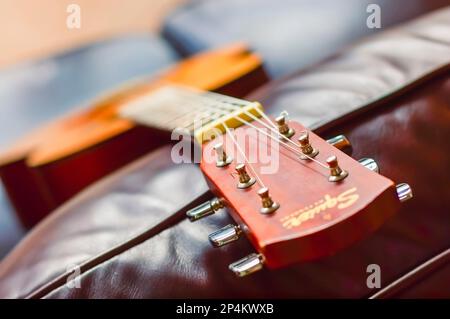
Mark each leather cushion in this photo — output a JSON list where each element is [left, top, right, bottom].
[[0, 146, 208, 298], [163, 0, 449, 77]]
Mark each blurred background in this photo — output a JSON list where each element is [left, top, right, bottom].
[[0, 0, 184, 68], [0, 0, 448, 259]]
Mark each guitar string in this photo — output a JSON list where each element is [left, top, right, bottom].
[[254, 107, 278, 130], [156, 99, 224, 129], [160, 92, 250, 129], [152, 91, 330, 170], [231, 115, 329, 170], [153, 91, 274, 134], [222, 121, 266, 189], [191, 101, 330, 170], [217, 101, 327, 165]]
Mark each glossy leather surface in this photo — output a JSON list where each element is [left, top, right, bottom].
[[1, 8, 450, 298], [39, 71, 449, 299], [371, 248, 450, 298], [0, 146, 208, 298], [250, 6, 450, 129], [163, 0, 449, 77]]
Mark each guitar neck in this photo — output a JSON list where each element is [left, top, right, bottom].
[[119, 85, 263, 144]]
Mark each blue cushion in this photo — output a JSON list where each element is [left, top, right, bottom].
[[0, 34, 178, 258], [163, 0, 448, 77]]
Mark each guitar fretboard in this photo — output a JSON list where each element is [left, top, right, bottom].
[[119, 85, 253, 132]]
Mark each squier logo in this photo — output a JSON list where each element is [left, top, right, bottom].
[[281, 188, 359, 229]]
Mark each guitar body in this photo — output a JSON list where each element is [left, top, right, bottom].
[[0, 44, 269, 227]]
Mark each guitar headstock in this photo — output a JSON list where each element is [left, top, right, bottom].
[[188, 116, 413, 277]]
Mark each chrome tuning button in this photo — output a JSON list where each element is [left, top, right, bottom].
[[229, 253, 264, 277], [326, 155, 348, 182], [214, 142, 233, 167], [275, 114, 295, 138], [326, 135, 351, 151], [396, 183, 413, 202], [186, 197, 224, 222], [298, 131, 319, 159], [358, 158, 380, 173], [208, 224, 242, 247]]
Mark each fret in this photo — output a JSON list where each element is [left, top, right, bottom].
[[119, 85, 263, 142]]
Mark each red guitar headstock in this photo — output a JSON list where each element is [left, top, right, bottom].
[[186, 104, 412, 277]]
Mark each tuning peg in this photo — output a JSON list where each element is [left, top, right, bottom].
[[186, 197, 224, 222], [229, 253, 264, 277], [298, 131, 319, 159], [326, 155, 348, 182], [358, 158, 380, 173], [209, 224, 242, 247], [326, 134, 351, 151], [396, 183, 413, 202], [257, 187, 280, 214], [214, 142, 233, 167], [235, 164, 256, 189], [275, 114, 295, 138]]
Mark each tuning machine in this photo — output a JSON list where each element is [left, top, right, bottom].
[[275, 114, 295, 138], [298, 133, 351, 159], [209, 224, 242, 247], [396, 183, 413, 202], [358, 157, 380, 173], [257, 188, 280, 214], [326, 134, 351, 152], [326, 155, 348, 182], [186, 197, 224, 221], [235, 164, 256, 189], [357, 158, 413, 202], [298, 131, 319, 159], [214, 142, 233, 167], [229, 253, 264, 277]]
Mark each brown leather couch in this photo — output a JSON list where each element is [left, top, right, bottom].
[[0, 7, 449, 298]]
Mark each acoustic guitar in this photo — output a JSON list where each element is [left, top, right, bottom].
[[122, 85, 413, 275], [0, 44, 268, 228]]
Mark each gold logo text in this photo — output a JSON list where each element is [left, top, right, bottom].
[[281, 188, 359, 229]]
